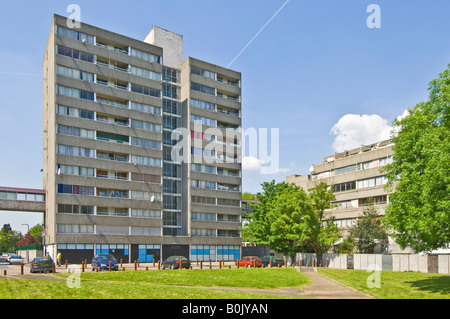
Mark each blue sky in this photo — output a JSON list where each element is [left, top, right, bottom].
[[1, 0, 449, 233]]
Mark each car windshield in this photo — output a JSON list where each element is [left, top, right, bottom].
[[169, 256, 187, 261], [98, 255, 116, 261]]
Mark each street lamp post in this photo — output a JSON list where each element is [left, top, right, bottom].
[[21, 224, 29, 263]]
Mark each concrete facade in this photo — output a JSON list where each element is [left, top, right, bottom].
[[42, 15, 242, 263], [286, 139, 410, 253]]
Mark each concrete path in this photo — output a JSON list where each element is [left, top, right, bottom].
[[298, 267, 372, 299]]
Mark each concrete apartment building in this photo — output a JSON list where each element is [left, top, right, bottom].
[[286, 139, 408, 253], [43, 15, 242, 263]]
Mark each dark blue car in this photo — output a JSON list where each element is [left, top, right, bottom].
[[91, 254, 119, 271]]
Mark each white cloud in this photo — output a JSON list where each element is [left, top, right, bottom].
[[242, 156, 266, 171], [242, 156, 291, 174], [330, 114, 392, 152]]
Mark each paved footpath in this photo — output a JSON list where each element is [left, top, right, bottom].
[[298, 267, 372, 299]]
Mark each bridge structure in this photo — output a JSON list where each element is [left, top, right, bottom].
[[0, 186, 45, 213]]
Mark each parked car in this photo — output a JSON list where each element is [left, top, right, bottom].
[[235, 256, 263, 268], [261, 256, 285, 268], [162, 256, 191, 269], [8, 254, 23, 264], [91, 254, 119, 271], [30, 257, 55, 273]]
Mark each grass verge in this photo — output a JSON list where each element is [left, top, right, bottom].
[[318, 269, 450, 299], [0, 268, 310, 299]]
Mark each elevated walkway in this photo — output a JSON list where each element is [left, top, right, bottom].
[[0, 187, 45, 213]]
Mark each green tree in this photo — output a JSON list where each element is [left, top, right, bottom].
[[337, 236, 355, 254], [242, 192, 257, 200], [0, 224, 21, 253], [350, 202, 388, 253], [382, 65, 450, 252], [243, 181, 339, 258], [29, 224, 43, 245]]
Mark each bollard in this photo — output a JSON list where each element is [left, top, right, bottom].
[[158, 260, 160, 270], [3, 270, 6, 276], [284, 259, 287, 268], [179, 260, 182, 270], [120, 259, 123, 268], [52, 263, 56, 273], [122, 267, 125, 271], [146, 266, 148, 271], [326, 259, 329, 268], [313, 259, 316, 268], [134, 261, 137, 271], [65, 260, 68, 269], [96, 267, 98, 272], [270, 260, 272, 268], [137, 259, 140, 267], [237, 260, 239, 269], [253, 260, 256, 268], [219, 260, 222, 269], [20, 262, 24, 275], [197, 258, 199, 266], [109, 261, 112, 272], [82, 262, 85, 273], [153, 259, 155, 267], [209, 259, 212, 269], [200, 260, 203, 270], [228, 265, 231, 269]]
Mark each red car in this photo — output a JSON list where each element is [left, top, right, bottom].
[[235, 256, 263, 268]]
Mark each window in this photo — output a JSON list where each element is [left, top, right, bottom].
[[218, 214, 240, 222], [163, 67, 177, 82], [163, 179, 179, 194], [131, 191, 161, 201], [130, 101, 161, 115], [57, 105, 94, 120], [333, 181, 356, 193], [130, 66, 161, 81], [57, 184, 94, 196], [192, 212, 216, 221], [57, 224, 94, 234], [130, 48, 161, 64], [131, 119, 161, 132], [218, 230, 240, 238], [191, 229, 216, 237], [131, 137, 161, 149], [58, 165, 94, 177], [190, 98, 215, 111], [97, 189, 128, 198], [191, 164, 216, 174], [131, 227, 161, 236], [190, 115, 216, 127], [191, 180, 216, 190], [191, 66, 216, 80], [96, 226, 128, 235], [131, 209, 161, 218], [56, 65, 94, 82], [57, 145, 94, 158], [163, 83, 177, 99], [56, 45, 94, 63], [191, 148, 215, 158], [57, 204, 94, 215], [56, 25, 94, 44], [163, 99, 179, 115], [191, 196, 216, 205], [130, 155, 161, 167], [96, 207, 129, 217], [191, 82, 215, 95], [131, 173, 160, 183], [56, 85, 94, 100], [130, 83, 161, 98], [217, 198, 240, 207], [97, 151, 128, 162], [58, 125, 94, 139], [97, 131, 129, 144], [357, 176, 388, 189]]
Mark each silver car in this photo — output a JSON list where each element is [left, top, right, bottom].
[[8, 254, 23, 264]]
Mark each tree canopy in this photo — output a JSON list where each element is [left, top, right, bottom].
[[382, 64, 450, 252], [243, 180, 339, 257]]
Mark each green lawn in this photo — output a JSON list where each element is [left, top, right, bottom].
[[0, 268, 310, 299], [318, 269, 450, 299]]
